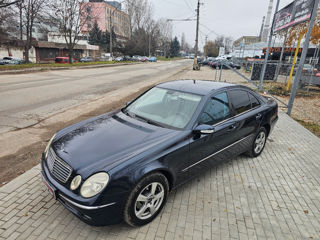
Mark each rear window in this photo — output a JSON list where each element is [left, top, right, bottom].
[[229, 90, 251, 114]]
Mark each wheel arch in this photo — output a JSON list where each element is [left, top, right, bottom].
[[262, 123, 271, 137], [134, 166, 175, 191]]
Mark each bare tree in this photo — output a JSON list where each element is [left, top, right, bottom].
[[20, 0, 46, 62], [123, 0, 153, 34], [181, 33, 186, 51], [52, 0, 89, 63], [156, 18, 172, 57], [0, 0, 20, 8]]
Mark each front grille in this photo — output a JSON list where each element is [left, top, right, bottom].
[[47, 148, 72, 183]]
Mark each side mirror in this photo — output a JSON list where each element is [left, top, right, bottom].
[[193, 124, 215, 135]]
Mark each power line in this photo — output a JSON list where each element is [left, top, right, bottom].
[[200, 23, 220, 37], [167, 18, 196, 22], [183, 0, 195, 13]]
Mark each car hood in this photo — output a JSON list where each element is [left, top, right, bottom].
[[52, 111, 179, 175]]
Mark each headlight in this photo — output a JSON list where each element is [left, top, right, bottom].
[[80, 172, 109, 198], [45, 133, 56, 158], [70, 175, 82, 190]]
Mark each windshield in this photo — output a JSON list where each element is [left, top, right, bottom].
[[125, 87, 202, 129]]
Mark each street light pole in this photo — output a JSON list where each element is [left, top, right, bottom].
[[193, 0, 200, 70], [259, 0, 280, 90]]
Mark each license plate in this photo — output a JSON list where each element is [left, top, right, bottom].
[[41, 172, 56, 199]]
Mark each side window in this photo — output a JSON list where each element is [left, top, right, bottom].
[[199, 92, 230, 125], [229, 90, 251, 114], [249, 93, 260, 108]]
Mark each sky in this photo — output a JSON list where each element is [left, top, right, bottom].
[[149, 0, 293, 48]]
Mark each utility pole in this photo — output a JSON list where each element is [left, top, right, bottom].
[[148, 34, 151, 57], [193, 0, 200, 70], [288, 0, 319, 115], [204, 35, 208, 58]]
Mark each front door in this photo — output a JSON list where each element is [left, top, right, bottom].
[[186, 91, 238, 176]]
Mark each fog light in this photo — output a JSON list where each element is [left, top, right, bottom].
[[70, 175, 82, 190]]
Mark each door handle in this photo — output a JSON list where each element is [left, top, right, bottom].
[[256, 114, 262, 120], [227, 124, 237, 132]]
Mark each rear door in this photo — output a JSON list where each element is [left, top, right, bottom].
[[227, 89, 262, 153]]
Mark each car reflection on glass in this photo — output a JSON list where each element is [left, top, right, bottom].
[[41, 80, 278, 226]]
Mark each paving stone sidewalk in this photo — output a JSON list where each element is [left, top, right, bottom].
[[1, 69, 320, 240]]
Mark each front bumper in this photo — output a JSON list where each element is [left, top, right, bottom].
[[41, 157, 127, 226]]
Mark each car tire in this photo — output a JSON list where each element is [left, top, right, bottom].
[[246, 127, 267, 158], [124, 172, 169, 227]]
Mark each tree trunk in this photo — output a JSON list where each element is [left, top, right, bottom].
[[68, 48, 73, 64], [24, 46, 29, 62]]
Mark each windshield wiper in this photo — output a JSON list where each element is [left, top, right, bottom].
[[122, 109, 163, 127], [133, 114, 163, 127]]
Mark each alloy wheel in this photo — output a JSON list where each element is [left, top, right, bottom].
[[134, 182, 164, 220], [254, 131, 266, 154]]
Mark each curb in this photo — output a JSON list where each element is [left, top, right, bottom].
[[0, 62, 144, 75]]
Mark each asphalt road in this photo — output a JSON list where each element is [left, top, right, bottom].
[[0, 60, 188, 134]]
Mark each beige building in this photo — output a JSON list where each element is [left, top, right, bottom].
[[233, 36, 261, 47]]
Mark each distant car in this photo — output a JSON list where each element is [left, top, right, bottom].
[[55, 57, 74, 64], [1, 57, 26, 65], [140, 56, 149, 62], [149, 57, 157, 62], [210, 60, 241, 70], [115, 56, 124, 61], [123, 56, 132, 61], [197, 57, 204, 64], [1, 57, 13, 64], [302, 64, 317, 73], [80, 57, 93, 63], [8, 60, 21, 65], [132, 55, 142, 61], [41, 80, 278, 227], [230, 61, 241, 69]]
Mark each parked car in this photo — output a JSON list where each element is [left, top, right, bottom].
[[1, 57, 14, 64], [302, 64, 318, 73], [140, 56, 149, 62], [115, 56, 124, 61], [55, 57, 74, 64], [41, 80, 278, 227], [210, 60, 241, 70], [124, 55, 132, 61], [0, 57, 26, 65], [80, 57, 93, 63], [149, 56, 157, 62], [132, 55, 142, 61]]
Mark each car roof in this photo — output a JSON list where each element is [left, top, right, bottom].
[[157, 80, 240, 96]]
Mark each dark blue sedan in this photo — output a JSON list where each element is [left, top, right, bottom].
[[41, 80, 278, 226]]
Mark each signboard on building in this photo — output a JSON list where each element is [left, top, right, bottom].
[[274, 0, 315, 33]]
